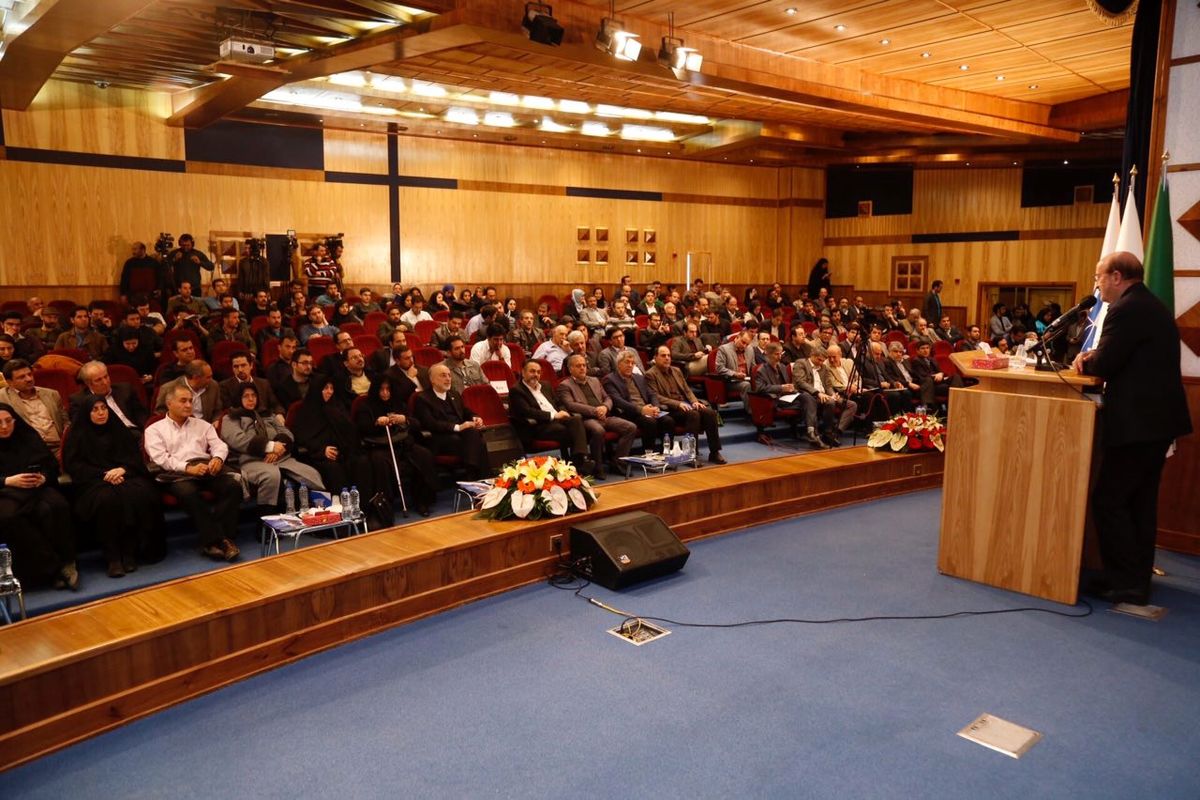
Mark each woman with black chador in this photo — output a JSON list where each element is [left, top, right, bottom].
[[807, 257, 832, 300], [63, 394, 165, 577], [0, 403, 78, 588], [354, 374, 437, 516], [293, 378, 394, 530]]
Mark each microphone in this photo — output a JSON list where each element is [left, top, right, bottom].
[[1042, 295, 1097, 338]]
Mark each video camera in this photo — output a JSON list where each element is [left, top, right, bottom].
[[244, 237, 265, 256], [325, 233, 345, 254], [154, 232, 175, 256]]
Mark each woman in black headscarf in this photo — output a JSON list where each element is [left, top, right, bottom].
[[63, 394, 164, 577], [0, 403, 78, 588], [807, 257, 832, 300], [354, 374, 437, 516], [293, 378, 392, 529]]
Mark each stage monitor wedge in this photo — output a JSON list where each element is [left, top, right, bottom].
[[569, 511, 688, 590]]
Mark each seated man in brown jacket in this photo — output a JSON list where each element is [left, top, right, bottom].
[[556, 353, 637, 479], [645, 346, 725, 464]]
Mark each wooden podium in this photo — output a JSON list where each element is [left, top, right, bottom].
[[938, 351, 1101, 604]]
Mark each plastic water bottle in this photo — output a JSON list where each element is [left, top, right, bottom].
[[662, 433, 671, 455], [349, 486, 361, 520], [298, 484, 310, 512], [284, 483, 296, 514], [340, 488, 351, 519], [0, 544, 21, 596], [915, 405, 928, 417]]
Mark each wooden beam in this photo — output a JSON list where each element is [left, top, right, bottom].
[[1049, 89, 1128, 132], [0, 0, 157, 110]]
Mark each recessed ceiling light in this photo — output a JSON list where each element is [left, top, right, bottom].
[[921, 51, 930, 58], [959, 64, 969, 71], [834, 24, 846, 31], [785, 7, 797, 15], [965, 161, 971, 166], [996, 75, 1005, 81], [1028, 83, 1039, 89], [880, 39, 890, 45], [1012, 161, 1018, 166], [1063, 160, 1070, 165]]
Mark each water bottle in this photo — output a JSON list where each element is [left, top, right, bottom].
[[0, 544, 21, 596], [284, 483, 296, 514], [340, 488, 351, 519], [915, 405, 928, 417], [298, 484, 310, 512], [662, 433, 671, 456], [349, 486, 361, 520]]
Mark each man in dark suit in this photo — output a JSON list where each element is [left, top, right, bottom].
[[72, 360, 149, 431], [385, 345, 429, 403], [218, 352, 284, 419], [556, 353, 636, 477], [508, 360, 593, 472], [603, 350, 672, 453], [272, 348, 314, 411], [1074, 251, 1193, 605], [645, 345, 725, 462], [909, 341, 961, 408], [412, 363, 486, 478], [369, 328, 408, 375], [881, 342, 919, 411], [922, 280, 943, 328]]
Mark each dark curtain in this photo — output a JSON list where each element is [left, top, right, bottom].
[[1120, 0, 1162, 219]]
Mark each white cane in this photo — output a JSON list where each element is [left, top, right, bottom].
[[384, 421, 409, 516]]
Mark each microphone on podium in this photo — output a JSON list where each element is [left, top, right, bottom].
[[1041, 295, 1098, 339]]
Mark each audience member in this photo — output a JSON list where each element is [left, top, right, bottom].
[[646, 346, 724, 463], [55, 306, 108, 359], [508, 360, 593, 472], [0, 359, 66, 449], [909, 341, 961, 409], [64, 394, 164, 576], [597, 327, 640, 376], [0, 403, 77, 588], [470, 324, 513, 367], [412, 364, 486, 479], [71, 360, 149, 431], [298, 305, 338, 344], [439, 336, 486, 394], [158, 336, 198, 384], [533, 325, 571, 374], [881, 342, 919, 411], [369, 329, 408, 374], [144, 383, 242, 561], [603, 351, 672, 452], [555, 353, 636, 479], [354, 375, 436, 515], [155, 360, 219, 419], [273, 347, 314, 410], [167, 233, 215, 292], [219, 352, 284, 417], [3, 312, 44, 362], [715, 329, 753, 399]]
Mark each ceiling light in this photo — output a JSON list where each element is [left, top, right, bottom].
[[995, 75, 1005, 81], [362, 106, 399, 116], [785, 7, 797, 15], [581, 121, 611, 137], [595, 17, 641, 61], [658, 36, 703, 72], [596, 104, 625, 118], [620, 124, 674, 142], [522, 2, 564, 46], [921, 52, 930, 58], [411, 80, 447, 97], [490, 91, 520, 105], [880, 39, 890, 45], [1028, 83, 1039, 89], [654, 110, 709, 124], [329, 72, 366, 87], [1063, 160, 1069, 165], [959, 64, 969, 71], [539, 117, 572, 133], [261, 89, 363, 113], [445, 107, 480, 125], [484, 111, 516, 127], [834, 24, 846, 31], [369, 75, 407, 93], [522, 95, 556, 109], [559, 99, 591, 114]]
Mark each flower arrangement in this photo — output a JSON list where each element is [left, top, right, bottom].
[[867, 411, 946, 453], [476, 456, 597, 520]]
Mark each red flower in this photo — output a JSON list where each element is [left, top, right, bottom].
[[907, 435, 921, 450]]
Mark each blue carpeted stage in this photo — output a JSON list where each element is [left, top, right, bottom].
[[3, 489, 1197, 799]]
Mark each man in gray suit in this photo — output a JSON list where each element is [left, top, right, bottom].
[[715, 329, 754, 399], [646, 346, 725, 463], [556, 353, 637, 478], [792, 347, 856, 447], [155, 360, 221, 421], [439, 336, 486, 394]]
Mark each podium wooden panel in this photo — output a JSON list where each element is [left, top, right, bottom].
[[938, 353, 1100, 604]]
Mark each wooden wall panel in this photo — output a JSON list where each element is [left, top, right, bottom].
[[0, 162, 391, 288], [912, 168, 1021, 233], [397, 137, 781, 199], [323, 129, 389, 175], [397, 186, 784, 286], [1019, 200, 1109, 230], [0, 81, 183, 160]]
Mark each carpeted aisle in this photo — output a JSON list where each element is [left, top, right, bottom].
[[3, 489, 1198, 799]]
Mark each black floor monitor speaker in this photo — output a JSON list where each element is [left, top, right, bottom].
[[569, 511, 689, 590]]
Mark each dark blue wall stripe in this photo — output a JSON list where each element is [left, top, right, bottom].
[[3, 147, 185, 173], [185, 120, 324, 170], [566, 186, 662, 202], [912, 231, 1020, 244], [396, 175, 457, 189], [325, 171, 391, 186], [388, 134, 401, 283]]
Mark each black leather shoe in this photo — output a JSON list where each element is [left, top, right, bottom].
[[1098, 587, 1150, 606], [708, 452, 727, 465]]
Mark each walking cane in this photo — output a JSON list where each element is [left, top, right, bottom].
[[384, 421, 409, 517]]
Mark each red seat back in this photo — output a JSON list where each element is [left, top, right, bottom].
[[462, 383, 508, 427], [261, 337, 281, 368], [414, 319, 439, 346], [481, 360, 516, 388], [105, 363, 149, 408], [339, 322, 365, 338], [30, 368, 76, 411], [250, 316, 272, 337], [211, 340, 250, 380], [414, 346, 444, 368], [306, 336, 336, 364]]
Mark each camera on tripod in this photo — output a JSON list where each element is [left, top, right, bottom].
[[245, 237, 265, 256], [325, 233, 345, 253], [154, 232, 175, 256]]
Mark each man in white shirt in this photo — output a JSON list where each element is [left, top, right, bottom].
[[144, 383, 243, 561], [533, 325, 571, 374], [399, 296, 432, 329], [508, 360, 592, 472], [469, 323, 512, 368]]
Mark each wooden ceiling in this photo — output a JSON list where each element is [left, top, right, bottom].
[[0, 0, 1133, 164]]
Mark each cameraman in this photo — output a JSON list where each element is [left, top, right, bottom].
[[168, 233, 214, 294], [235, 239, 270, 299]]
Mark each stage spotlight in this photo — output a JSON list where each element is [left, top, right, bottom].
[[657, 36, 702, 73], [522, 3, 563, 46], [595, 17, 641, 61]]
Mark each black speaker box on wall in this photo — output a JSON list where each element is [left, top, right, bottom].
[[569, 511, 689, 590]]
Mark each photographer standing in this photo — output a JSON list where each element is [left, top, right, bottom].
[[168, 233, 214, 295]]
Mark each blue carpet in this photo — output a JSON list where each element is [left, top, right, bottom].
[[4, 490, 1198, 799]]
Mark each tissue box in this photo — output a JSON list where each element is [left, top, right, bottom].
[[300, 509, 343, 526], [971, 356, 1010, 370]]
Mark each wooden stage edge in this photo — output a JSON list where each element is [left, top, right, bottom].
[[0, 446, 943, 772]]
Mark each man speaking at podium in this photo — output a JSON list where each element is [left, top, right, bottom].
[[1073, 251, 1192, 605]]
